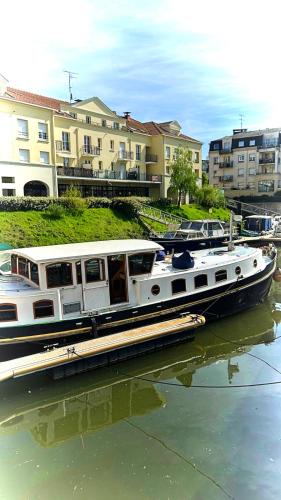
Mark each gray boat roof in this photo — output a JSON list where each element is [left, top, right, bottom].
[[9, 240, 163, 263]]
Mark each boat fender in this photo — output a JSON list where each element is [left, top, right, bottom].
[[273, 268, 281, 282], [90, 317, 98, 338]]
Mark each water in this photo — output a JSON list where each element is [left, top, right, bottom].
[[1, 262, 281, 499]]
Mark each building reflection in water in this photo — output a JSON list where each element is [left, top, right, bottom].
[[0, 303, 276, 447]]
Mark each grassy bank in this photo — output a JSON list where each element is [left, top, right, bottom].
[[156, 203, 230, 221], [0, 208, 145, 248]]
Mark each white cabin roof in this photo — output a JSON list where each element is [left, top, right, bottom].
[[9, 240, 163, 264]]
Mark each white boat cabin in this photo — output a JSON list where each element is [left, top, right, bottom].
[[0, 240, 269, 326]]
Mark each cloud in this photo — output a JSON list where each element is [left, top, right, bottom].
[[2, 0, 281, 156]]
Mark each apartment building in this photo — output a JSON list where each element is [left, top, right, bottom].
[[209, 128, 281, 197], [0, 75, 202, 199]]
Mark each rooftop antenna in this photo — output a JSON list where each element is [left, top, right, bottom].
[[64, 70, 78, 103], [239, 114, 244, 129]]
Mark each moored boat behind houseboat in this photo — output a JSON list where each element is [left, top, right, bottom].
[[0, 239, 276, 361]]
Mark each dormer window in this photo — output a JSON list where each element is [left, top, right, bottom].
[[238, 140, 244, 147]]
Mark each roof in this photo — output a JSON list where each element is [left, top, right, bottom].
[[245, 215, 273, 219], [4, 87, 68, 111], [212, 128, 281, 143], [127, 117, 201, 143], [10, 240, 162, 263]]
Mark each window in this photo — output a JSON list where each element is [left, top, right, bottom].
[[102, 119, 106, 127], [19, 149, 29, 162], [235, 266, 241, 275], [85, 259, 105, 283], [2, 189, 15, 196], [62, 132, 70, 151], [76, 262, 82, 284], [253, 259, 257, 267], [213, 143, 220, 150], [194, 152, 199, 163], [111, 162, 114, 170], [18, 257, 29, 278], [136, 145, 141, 161], [38, 122, 48, 140], [194, 274, 208, 288], [151, 284, 160, 295], [17, 119, 28, 138], [238, 168, 244, 176], [172, 279, 186, 294], [238, 155, 244, 162], [2, 177, 15, 183], [40, 151, 49, 164], [46, 262, 73, 288], [249, 168, 256, 175], [30, 262, 39, 285], [249, 154, 256, 162], [11, 255, 17, 273], [98, 161, 103, 170], [165, 146, 171, 159], [110, 140, 114, 151], [249, 139, 255, 146], [258, 180, 274, 192], [113, 122, 119, 130], [63, 157, 70, 167], [86, 115, 91, 124], [215, 270, 227, 282], [0, 304, 17, 322], [128, 253, 154, 275], [238, 140, 244, 147], [213, 157, 219, 165], [33, 300, 54, 319], [98, 138, 102, 149]]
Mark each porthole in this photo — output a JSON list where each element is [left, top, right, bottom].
[[253, 259, 257, 268], [235, 266, 241, 275], [151, 284, 160, 296]]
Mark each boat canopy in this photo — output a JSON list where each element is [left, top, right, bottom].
[[7, 240, 163, 264]]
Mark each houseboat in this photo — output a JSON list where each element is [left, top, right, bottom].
[[241, 215, 274, 237], [0, 239, 276, 361], [150, 219, 237, 252]]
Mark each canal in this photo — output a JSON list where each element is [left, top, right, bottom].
[[1, 256, 281, 499]]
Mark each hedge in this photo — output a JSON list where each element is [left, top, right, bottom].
[[0, 196, 151, 215]]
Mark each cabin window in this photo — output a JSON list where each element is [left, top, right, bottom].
[[33, 300, 54, 319], [194, 274, 208, 288], [76, 261, 82, 284], [30, 262, 39, 285], [18, 257, 29, 278], [129, 253, 154, 276], [151, 284, 160, 295], [253, 259, 257, 268], [46, 262, 73, 288], [215, 270, 227, 282], [235, 266, 241, 275], [11, 254, 17, 274], [85, 259, 105, 283], [172, 279, 186, 294], [0, 304, 17, 321]]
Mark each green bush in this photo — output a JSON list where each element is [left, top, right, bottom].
[[44, 203, 66, 220], [62, 187, 87, 216]]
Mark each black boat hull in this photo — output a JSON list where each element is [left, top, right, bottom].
[[150, 236, 228, 252], [0, 256, 276, 361]]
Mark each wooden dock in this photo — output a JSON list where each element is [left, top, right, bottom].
[[0, 314, 205, 382]]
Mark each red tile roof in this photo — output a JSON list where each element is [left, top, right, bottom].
[[5, 87, 68, 111]]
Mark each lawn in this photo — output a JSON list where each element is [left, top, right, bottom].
[[0, 208, 145, 248], [158, 203, 230, 221]]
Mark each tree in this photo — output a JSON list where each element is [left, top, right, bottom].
[[169, 147, 198, 206], [202, 172, 209, 186], [196, 184, 225, 208]]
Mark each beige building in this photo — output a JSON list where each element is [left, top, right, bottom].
[[209, 128, 281, 197], [0, 75, 202, 199]]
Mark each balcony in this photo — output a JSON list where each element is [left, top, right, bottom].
[[256, 170, 275, 175], [57, 167, 162, 183], [219, 176, 233, 182], [17, 131, 29, 139], [56, 140, 70, 152], [118, 151, 134, 161], [145, 154, 158, 163], [38, 131, 48, 141], [259, 156, 275, 164], [219, 148, 232, 154], [80, 146, 101, 156], [219, 161, 233, 168]]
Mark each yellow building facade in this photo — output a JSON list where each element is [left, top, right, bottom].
[[0, 76, 202, 198]]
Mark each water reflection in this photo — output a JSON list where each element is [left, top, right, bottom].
[[0, 303, 276, 448]]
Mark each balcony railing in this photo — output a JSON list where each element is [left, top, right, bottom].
[[118, 151, 134, 160], [256, 170, 275, 175], [259, 157, 275, 164], [56, 140, 70, 152], [219, 161, 233, 168], [18, 131, 29, 139], [219, 176, 233, 182], [80, 146, 101, 156], [145, 154, 158, 163], [38, 131, 48, 140], [219, 148, 232, 154], [57, 167, 162, 183]]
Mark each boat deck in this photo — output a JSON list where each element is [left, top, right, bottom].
[[0, 314, 205, 382]]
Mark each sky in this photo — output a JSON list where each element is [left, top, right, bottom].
[[1, 0, 281, 157]]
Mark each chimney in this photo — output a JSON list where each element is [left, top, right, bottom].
[[123, 111, 131, 119]]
